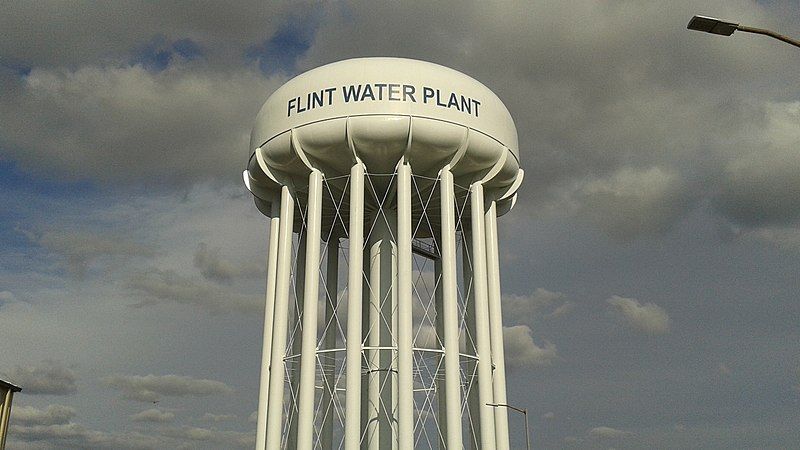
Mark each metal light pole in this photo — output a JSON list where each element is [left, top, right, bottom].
[[687, 15, 800, 48], [487, 403, 531, 450]]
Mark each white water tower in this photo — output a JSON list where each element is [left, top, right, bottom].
[[244, 57, 523, 449]]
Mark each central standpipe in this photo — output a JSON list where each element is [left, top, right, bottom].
[[364, 207, 397, 449], [246, 58, 523, 449]]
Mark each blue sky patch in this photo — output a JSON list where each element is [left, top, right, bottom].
[[0, 159, 99, 253], [131, 36, 204, 72], [245, 13, 320, 76], [0, 57, 31, 77], [172, 38, 203, 60]]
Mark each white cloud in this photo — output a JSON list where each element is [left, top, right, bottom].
[[157, 426, 254, 448], [13, 405, 76, 426], [126, 268, 260, 314], [3, 360, 78, 395], [0, 63, 281, 187], [607, 296, 670, 335], [130, 408, 175, 423], [200, 413, 236, 422], [503, 325, 558, 368], [577, 167, 691, 240], [102, 374, 233, 402], [193, 243, 238, 283], [740, 226, 800, 252], [26, 229, 155, 278], [0, 290, 20, 308], [588, 426, 633, 439], [714, 101, 800, 227], [503, 288, 569, 325], [9, 423, 164, 449], [548, 301, 576, 318]]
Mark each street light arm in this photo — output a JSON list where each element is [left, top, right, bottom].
[[487, 403, 531, 450], [736, 24, 800, 48], [688, 15, 800, 49], [487, 402, 527, 415]]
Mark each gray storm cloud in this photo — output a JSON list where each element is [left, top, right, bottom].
[[102, 374, 233, 402], [2, 1, 800, 448], [12, 405, 76, 426], [3, 360, 78, 395], [130, 408, 175, 423]]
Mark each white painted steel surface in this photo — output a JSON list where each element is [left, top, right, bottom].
[[485, 200, 510, 450], [264, 186, 295, 450], [396, 162, 414, 450], [439, 166, 464, 450], [344, 163, 364, 450], [255, 198, 280, 450], [296, 169, 323, 450], [245, 58, 523, 449]]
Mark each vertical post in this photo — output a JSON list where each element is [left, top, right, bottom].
[[365, 210, 396, 450], [265, 185, 296, 450], [321, 237, 339, 449], [365, 236, 381, 449], [462, 234, 480, 450], [361, 241, 371, 449], [470, 182, 496, 449], [0, 388, 13, 450], [524, 409, 531, 450], [256, 197, 281, 450], [434, 255, 446, 450], [391, 239, 399, 450], [297, 169, 324, 450], [485, 199, 510, 450], [396, 162, 414, 450], [439, 166, 464, 449], [287, 231, 307, 449], [345, 163, 365, 450]]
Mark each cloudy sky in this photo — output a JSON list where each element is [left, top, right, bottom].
[[2, 1, 799, 448]]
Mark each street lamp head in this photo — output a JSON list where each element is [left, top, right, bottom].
[[688, 15, 739, 36]]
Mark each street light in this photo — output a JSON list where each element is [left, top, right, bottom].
[[487, 403, 531, 450], [687, 15, 800, 48]]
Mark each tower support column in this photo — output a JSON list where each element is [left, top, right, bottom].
[[439, 166, 464, 449], [364, 208, 397, 450], [265, 185, 296, 450], [297, 169, 324, 450], [344, 163, 365, 450], [321, 236, 340, 449], [396, 162, 414, 450], [485, 199, 510, 450], [469, 182, 496, 449], [256, 197, 281, 450]]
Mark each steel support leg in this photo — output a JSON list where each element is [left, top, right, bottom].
[[470, 182, 496, 449], [396, 163, 414, 450], [256, 197, 281, 450], [297, 169, 324, 450], [485, 200, 510, 450], [265, 186, 296, 450], [440, 166, 464, 449], [344, 163, 365, 450], [321, 236, 339, 449], [365, 209, 396, 450]]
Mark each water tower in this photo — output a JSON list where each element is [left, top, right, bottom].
[[244, 58, 523, 449]]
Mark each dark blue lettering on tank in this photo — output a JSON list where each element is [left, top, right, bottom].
[[287, 84, 480, 118]]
